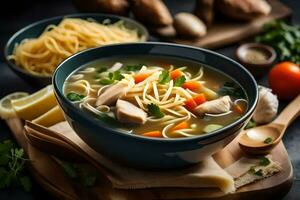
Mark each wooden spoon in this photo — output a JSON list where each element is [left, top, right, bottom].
[[239, 94, 300, 155]]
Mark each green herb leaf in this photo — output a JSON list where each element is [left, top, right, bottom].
[[109, 70, 124, 81], [66, 92, 85, 102], [99, 78, 114, 85], [259, 157, 271, 166], [245, 120, 257, 129], [147, 103, 165, 118], [218, 82, 246, 99], [174, 75, 186, 87], [158, 70, 171, 84], [83, 176, 97, 187], [264, 137, 273, 144], [0, 140, 31, 192], [254, 169, 263, 176], [97, 66, 108, 73], [125, 64, 144, 71]]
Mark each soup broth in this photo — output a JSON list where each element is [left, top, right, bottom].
[[64, 55, 248, 138]]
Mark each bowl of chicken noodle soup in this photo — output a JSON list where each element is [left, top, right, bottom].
[[53, 42, 258, 169]]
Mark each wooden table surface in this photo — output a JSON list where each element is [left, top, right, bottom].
[[0, 0, 299, 199]]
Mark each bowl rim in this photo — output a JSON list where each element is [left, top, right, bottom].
[[53, 42, 258, 143], [4, 13, 149, 79]]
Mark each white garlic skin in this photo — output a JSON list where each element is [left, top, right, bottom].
[[252, 86, 279, 124]]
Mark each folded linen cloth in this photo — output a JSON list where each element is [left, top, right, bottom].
[[49, 121, 236, 194]]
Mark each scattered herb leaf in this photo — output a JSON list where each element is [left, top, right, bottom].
[[264, 137, 273, 144], [245, 119, 257, 129], [147, 103, 165, 118], [158, 70, 171, 84], [97, 66, 108, 73], [125, 64, 144, 71], [218, 82, 246, 99], [259, 157, 271, 166], [254, 169, 263, 176], [174, 76, 186, 87], [67, 92, 85, 102], [0, 140, 31, 192]]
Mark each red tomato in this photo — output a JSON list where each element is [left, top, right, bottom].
[[269, 62, 300, 99]]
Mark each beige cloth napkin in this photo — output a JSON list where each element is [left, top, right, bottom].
[[49, 121, 236, 194]]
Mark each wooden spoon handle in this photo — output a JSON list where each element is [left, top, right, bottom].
[[273, 94, 300, 126]]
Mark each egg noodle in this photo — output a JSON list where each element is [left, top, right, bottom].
[[8, 18, 142, 76]]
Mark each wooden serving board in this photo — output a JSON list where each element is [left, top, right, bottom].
[[5, 118, 293, 200], [169, 0, 291, 49]]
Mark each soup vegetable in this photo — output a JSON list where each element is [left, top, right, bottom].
[[64, 56, 247, 138]]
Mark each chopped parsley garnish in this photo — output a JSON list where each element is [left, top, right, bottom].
[[248, 157, 271, 177], [259, 157, 271, 166], [125, 64, 144, 71], [174, 75, 186, 87], [99, 70, 124, 85], [66, 92, 85, 102], [158, 70, 171, 84], [96, 66, 108, 73], [254, 169, 263, 176], [218, 82, 246, 99], [264, 137, 273, 144], [147, 103, 165, 118]]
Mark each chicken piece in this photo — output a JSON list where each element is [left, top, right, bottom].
[[116, 99, 147, 124], [216, 0, 271, 21], [195, 95, 232, 115], [96, 82, 127, 106], [194, 0, 215, 26]]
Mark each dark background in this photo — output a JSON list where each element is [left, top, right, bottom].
[[0, 0, 299, 199]]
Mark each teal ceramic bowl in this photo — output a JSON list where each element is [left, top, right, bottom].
[[53, 42, 258, 169], [4, 13, 148, 87]]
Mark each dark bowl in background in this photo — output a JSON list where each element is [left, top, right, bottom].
[[53, 42, 258, 169], [4, 13, 148, 87]]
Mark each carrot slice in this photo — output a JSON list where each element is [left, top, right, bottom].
[[184, 98, 197, 111], [182, 81, 202, 92], [133, 73, 152, 84], [233, 104, 244, 114], [142, 131, 162, 138], [170, 69, 183, 80], [172, 121, 189, 131], [193, 93, 206, 105]]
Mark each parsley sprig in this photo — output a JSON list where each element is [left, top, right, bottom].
[[0, 140, 31, 192], [147, 103, 165, 118]]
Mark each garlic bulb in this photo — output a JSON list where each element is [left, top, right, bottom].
[[252, 86, 278, 124]]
